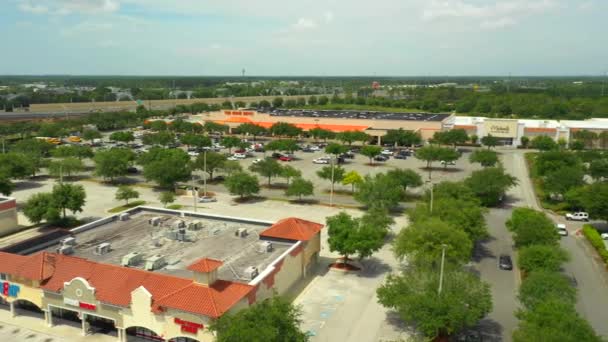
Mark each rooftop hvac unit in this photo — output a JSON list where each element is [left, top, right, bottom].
[[172, 220, 186, 229], [235, 228, 248, 238], [57, 245, 74, 255], [121, 252, 143, 267], [95, 243, 111, 255], [244, 266, 259, 280], [211, 228, 221, 236], [258, 241, 273, 253], [149, 217, 161, 226], [145, 255, 166, 271], [119, 213, 130, 221], [60, 237, 76, 246]]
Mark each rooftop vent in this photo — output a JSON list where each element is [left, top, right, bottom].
[[60, 237, 76, 246], [145, 254, 166, 271], [148, 217, 161, 226], [235, 228, 248, 238], [57, 245, 74, 255], [258, 241, 273, 253], [244, 266, 259, 280], [119, 213, 130, 221], [121, 252, 143, 267]]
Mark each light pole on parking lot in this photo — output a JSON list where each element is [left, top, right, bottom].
[[425, 180, 434, 214], [329, 155, 335, 207], [438, 243, 447, 295]]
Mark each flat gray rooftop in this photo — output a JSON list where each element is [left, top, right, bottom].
[[44, 211, 294, 283]]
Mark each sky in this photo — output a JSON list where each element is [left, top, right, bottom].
[[1, 0, 607, 76]]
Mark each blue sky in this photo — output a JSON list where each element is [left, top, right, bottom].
[[1, 0, 607, 76]]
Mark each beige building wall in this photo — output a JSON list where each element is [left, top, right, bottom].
[[1, 276, 45, 309], [0, 198, 19, 237]]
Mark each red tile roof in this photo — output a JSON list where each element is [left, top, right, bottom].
[[260, 217, 324, 241], [0, 251, 252, 318], [524, 127, 556, 133], [213, 119, 368, 132], [187, 258, 223, 273]]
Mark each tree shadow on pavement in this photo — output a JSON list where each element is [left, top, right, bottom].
[[357, 257, 392, 278], [472, 238, 497, 262], [384, 310, 420, 340], [476, 318, 504, 342], [13, 180, 43, 191]]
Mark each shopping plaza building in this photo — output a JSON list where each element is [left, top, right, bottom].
[[0, 197, 18, 237], [0, 207, 323, 342], [193, 109, 608, 147]]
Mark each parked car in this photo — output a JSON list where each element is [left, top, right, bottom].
[[279, 155, 293, 162], [234, 148, 246, 153], [233, 153, 247, 159], [565, 212, 589, 221], [302, 147, 315, 153], [313, 157, 330, 164], [440, 160, 456, 166], [394, 154, 407, 160], [252, 158, 263, 164], [271, 152, 283, 159], [227, 156, 238, 161], [374, 155, 389, 162], [381, 149, 393, 156], [188, 151, 199, 157], [342, 151, 355, 159], [499, 255, 513, 270], [309, 145, 320, 151], [126, 167, 139, 174], [601, 233, 608, 240], [556, 223, 568, 236], [198, 196, 217, 203]]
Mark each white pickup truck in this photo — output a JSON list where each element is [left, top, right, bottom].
[[565, 212, 589, 221]]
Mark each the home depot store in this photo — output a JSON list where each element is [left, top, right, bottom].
[[193, 109, 452, 142], [0, 208, 323, 342]]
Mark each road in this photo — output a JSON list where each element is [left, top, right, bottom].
[[500, 150, 608, 339]]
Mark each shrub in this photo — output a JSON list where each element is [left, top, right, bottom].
[[582, 225, 608, 264], [518, 245, 569, 274]]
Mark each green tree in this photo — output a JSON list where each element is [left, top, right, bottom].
[[51, 145, 94, 160], [360, 145, 382, 164], [341, 170, 363, 192], [354, 173, 402, 210], [464, 167, 517, 206], [285, 177, 314, 201], [433, 129, 468, 146], [82, 129, 102, 141], [249, 158, 283, 186], [115, 185, 140, 205], [280, 165, 301, 185], [513, 299, 602, 342], [221, 160, 243, 176], [518, 245, 570, 273], [324, 143, 348, 156], [265, 139, 299, 153], [469, 149, 499, 167], [142, 131, 175, 146], [565, 182, 608, 220], [0, 174, 14, 196], [316, 165, 345, 193], [377, 268, 492, 340], [386, 168, 423, 194], [326, 212, 359, 262], [383, 129, 422, 146], [269, 122, 302, 137], [109, 131, 135, 143], [415, 145, 445, 177], [272, 97, 284, 108], [52, 183, 86, 219], [438, 148, 460, 169], [393, 218, 472, 265], [543, 165, 584, 196], [159, 191, 176, 208], [234, 123, 267, 139], [180, 133, 211, 149], [309, 128, 334, 141], [210, 296, 308, 342], [318, 96, 329, 105], [480, 134, 499, 149], [520, 136, 530, 148], [23, 193, 60, 224], [94, 148, 135, 182], [518, 271, 577, 310], [140, 148, 192, 188], [530, 135, 558, 151], [588, 159, 608, 181], [225, 172, 260, 199], [203, 121, 229, 135], [221, 136, 242, 154], [534, 151, 580, 176], [325, 210, 390, 261], [194, 151, 226, 180], [506, 208, 560, 247], [48, 157, 84, 178]]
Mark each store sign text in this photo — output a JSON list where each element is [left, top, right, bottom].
[[489, 125, 511, 134], [224, 110, 254, 116], [64, 297, 96, 311], [174, 317, 204, 334], [0, 282, 20, 297]]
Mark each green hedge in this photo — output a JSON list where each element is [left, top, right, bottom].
[[582, 225, 608, 264]]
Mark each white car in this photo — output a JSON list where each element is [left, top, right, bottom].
[[252, 158, 263, 164], [601, 233, 608, 240], [309, 145, 320, 151], [440, 160, 456, 166], [233, 153, 247, 159], [227, 156, 238, 161], [565, 212, 589, 221], [188, 151, 199, 157], [381, 149, 393, 156], [556, 224, 568, 236], [313, 157, 330, 164], [198, 196, 217, 203]]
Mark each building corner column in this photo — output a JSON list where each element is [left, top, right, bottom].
[[45, 310, 53, 327], [81, 313, 89, 336], [117, 327, 126, 342], [9, 301, 15, 318]]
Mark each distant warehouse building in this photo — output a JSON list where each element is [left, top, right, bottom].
[[444, 116, 608, 148], [0, 197, 18, 236], [194, 109, 452, 143], [0, 207, 323, 342]]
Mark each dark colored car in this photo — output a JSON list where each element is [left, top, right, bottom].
[[374, 155, 388, 162], [342, 152, 355, 159], [271, 152, 283, 159], [394, 154, 407, 159], [126, 167, 139, 174], [499, 255, 513, 270]]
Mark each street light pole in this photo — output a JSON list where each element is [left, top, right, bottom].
[[438, 244, 447, 295], [203, 150, 207, 196], [426, 180, 434, 213], [329, 155, 335, 206]]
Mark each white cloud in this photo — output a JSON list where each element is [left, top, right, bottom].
[[292, 17, 317, 30], [17, 0, 120, 15], [324, 11, 334, 23], [98, 40, 117, 47], [18, 1, 49, 14], [422, 0, 556, 29]]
